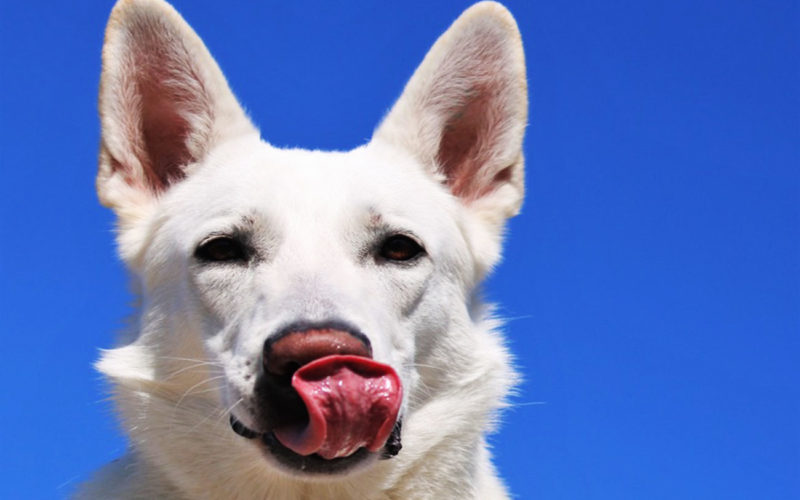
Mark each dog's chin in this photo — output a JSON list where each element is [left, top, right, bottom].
[[229, 415, 402, 477], [261, 432, 375, 476]]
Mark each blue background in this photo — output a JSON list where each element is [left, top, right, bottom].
[[1, 1, 797, 498]]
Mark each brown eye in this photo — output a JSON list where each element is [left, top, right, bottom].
[[195, 236, 248, 263], [378, 235, 425, 262]]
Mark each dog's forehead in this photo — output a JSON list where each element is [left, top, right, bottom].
[[169, 138, 454, 227]]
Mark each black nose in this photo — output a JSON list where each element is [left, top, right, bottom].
[[263, 322, 372, 378], [253, 322, 372, 431]]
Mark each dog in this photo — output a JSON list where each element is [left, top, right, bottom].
[[78, 0, 527, 498]]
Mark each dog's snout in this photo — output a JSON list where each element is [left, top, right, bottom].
[[264, 326, 372, 377]]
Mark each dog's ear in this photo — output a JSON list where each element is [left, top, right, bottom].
[[97, 0, 256, 217], [374, 2, 527, 232]]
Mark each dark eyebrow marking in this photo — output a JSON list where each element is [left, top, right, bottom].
[[366, 206, 383, 226], [240, 212, 257, 226]]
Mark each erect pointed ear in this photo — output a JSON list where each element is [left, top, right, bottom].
[[374, 1, 527, 226], [97, 0, 257, 217]]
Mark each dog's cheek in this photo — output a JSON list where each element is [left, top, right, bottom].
[[411, 274, 469, 354], [188, 267, 253, 324], [190, 271, 263, 377], [376, 260, 435, 318]]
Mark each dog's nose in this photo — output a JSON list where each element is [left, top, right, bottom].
[[263, 326, 372, 377]]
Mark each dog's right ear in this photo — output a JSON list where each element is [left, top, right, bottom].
[[97, 0, 256, 219]]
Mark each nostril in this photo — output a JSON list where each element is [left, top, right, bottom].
[[264, 356, 292, 379], [263, 326, 372, 378]]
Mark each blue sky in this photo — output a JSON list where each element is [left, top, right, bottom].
[[0, 0, 797, 498]]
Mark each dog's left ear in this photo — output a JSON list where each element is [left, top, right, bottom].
[[374, 1, 527, 248]]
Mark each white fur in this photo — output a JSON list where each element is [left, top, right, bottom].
[[78, 0, 528, 498]]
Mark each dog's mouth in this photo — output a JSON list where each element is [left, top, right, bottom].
[[232, 354, 403, 474], [230, 415, 403, 474]]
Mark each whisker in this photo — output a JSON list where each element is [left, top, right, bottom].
[[508, 400, 548, 408], [189, 397, 244, 433], [158, 355, 224, 366], [407, 362, 449, 372], [220, 398, 244, 420], [174, 375, 226, 409], [499, 314, 534, 323], [164, 362, 224, 381], [180, 385, 223, 397]]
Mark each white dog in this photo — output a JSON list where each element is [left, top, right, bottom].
[[79, 0, 527, 498]]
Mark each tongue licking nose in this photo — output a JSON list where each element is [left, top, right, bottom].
[[264, 328, 403, 459], [275, 355, 401, 459]]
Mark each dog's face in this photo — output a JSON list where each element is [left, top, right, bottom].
[[145, 141, 471, 473], [96, 0, 526, 481]]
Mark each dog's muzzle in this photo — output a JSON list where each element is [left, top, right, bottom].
[[230, 322, 403, 471]]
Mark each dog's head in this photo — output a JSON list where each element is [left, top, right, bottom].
[[95, 0, 526, 482]]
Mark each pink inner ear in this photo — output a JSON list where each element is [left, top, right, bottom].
[[109, 16, 212, 194], [138, 74, 192, 191], [436, 86, 504, 201]]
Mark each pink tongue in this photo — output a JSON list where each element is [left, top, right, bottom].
[[273, 355, 402, 459]]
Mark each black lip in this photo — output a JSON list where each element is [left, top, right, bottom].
[[381, 419, 403, 459], [229, 414, 260, 439], [228, 415, 402, 474]]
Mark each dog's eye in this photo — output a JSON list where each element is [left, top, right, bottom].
[[195, 236, 248, 263], [378, 235, 425, 262]]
